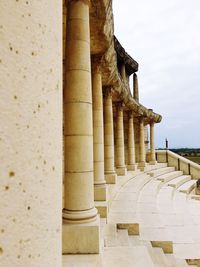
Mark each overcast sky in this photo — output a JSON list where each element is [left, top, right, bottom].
[[113, 0, 200, 148]]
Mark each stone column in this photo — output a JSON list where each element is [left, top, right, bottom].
[[103, 88, 117, 184], [133, 73, 139, 102], [63, 0, 100, 254], [115, 103, 127, 176], [121, 64, 126, 81], [127, 112, 137, 170], [149, 123, 157, 165], [0, 1, 62, 266], [92, 58, 107, 201], [138, 118, 146, 170]]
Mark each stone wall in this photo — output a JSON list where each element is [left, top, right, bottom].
[[0, 1, 62, 266]]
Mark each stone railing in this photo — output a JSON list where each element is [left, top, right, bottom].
[[152, 150, 200, 179]]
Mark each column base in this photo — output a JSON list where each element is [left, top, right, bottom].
[[149, 160, 157, 165], [62, 215, 101, 254], [116, 166, 127, 176], [94, 183, 107, 201], [195, 187, 200, 195], [138, 161, 146, 171], [95, 201, 108, 218], [127, 164, 137, 171], [105, 172, 117, 184]]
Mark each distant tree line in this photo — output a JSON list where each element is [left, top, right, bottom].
[[171, 148, 200, 154], [157, 148, 200, 157]]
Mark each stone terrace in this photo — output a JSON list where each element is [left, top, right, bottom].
[[63, 160, 200, 267]]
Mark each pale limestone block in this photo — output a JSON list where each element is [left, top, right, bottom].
[[104, 134, 114, 144], [94, 184, 107, 201], [64, 102, 92, 135], [94, 162, 105, 181], [127, 164, 137, 171], [64, 172, 94, 211], [93, 144, 104, 161], [105, 173, 117, 184], [116, 166, 127, 176], [104, 158, 115, 172], [95, 201, 108, 218], [150, 160, 157, 165], [68, 19, 90, 41], [69, 0, 89, 20], [104, 146, 115, 159], [66, 41, 91, 71], [65, 136, 93, 171], [62, 217, 101, 254], [65, 70, 92, 102]]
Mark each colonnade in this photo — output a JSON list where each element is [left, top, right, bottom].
[[62, 0, 157, 254]]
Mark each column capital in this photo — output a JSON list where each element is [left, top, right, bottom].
[[66, 0, 90, 6], [91, 55, 102, 74], [139, 116, 145, 123], [116, 101, 125, 111], [103, 87, 112, 98], [128, 110, 134, 118]]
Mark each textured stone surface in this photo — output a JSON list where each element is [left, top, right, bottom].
[[63, 216, 101, 254], [0, 1, 62, 266]]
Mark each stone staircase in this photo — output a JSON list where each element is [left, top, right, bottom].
[[63, 163, 200, 267]]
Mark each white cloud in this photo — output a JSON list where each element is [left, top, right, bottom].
[[113, 0, 200, 148]]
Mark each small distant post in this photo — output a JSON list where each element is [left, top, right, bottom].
[[165, 138, 168, 163], [165, 138, 168, 150]]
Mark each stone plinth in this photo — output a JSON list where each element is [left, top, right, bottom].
[[63, 0, 100, 254], [63, 216, 101, 254]]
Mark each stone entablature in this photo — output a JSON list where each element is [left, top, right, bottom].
[[63, 0, 161, 124], [114, 36, 138, 74]]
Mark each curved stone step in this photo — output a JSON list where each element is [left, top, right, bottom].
[[165, 254, 190, 267], [107, 169, 141, 200], [116, 229, 130, 246], [148, 167, 175, 178], [147, 246, 172, 267], [138, 180, 163, 197], [186, 259, 200, 266], [103, 223, 117, 237], [128, 235, 150, 246], [108, 170, 200, 265], [103, 246, 156, 267], [157, 171, 183, 183], [174, 243, 200, 262], [178, 180, 196, 194], [105, 229, 130, 247], [168, 175, 191, 189], [144, 163, 168, 172], [139, 226, 173, 253], [119, 174, 151, 193], [63, 246, 156, 267]]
